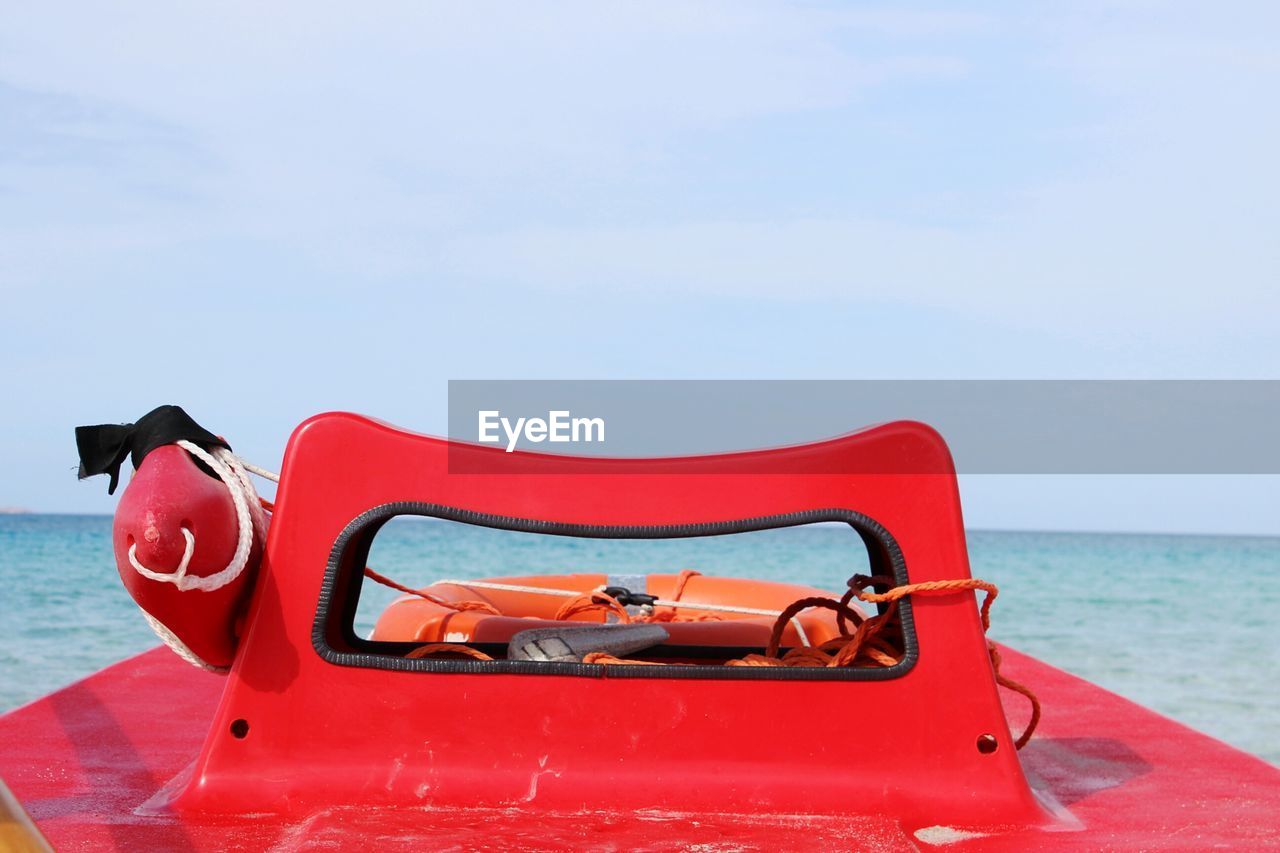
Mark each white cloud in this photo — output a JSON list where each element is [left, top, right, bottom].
[[1, 2, 981, 288], [1, 2, 1276, 353], [1, 3, 971, 176]]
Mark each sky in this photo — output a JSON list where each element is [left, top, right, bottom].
[[1, 2, 1277, 531]]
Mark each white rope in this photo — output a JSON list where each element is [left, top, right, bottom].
[[138, 607, 227, 673], [125, 441, 260, 593], [129, 526, 196, 585], [237, 458, 280, 483], [432, 578, 816, 647]]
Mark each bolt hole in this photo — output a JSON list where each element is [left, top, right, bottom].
[[230, 719, 250, 739], [976, 733, 998, 754]]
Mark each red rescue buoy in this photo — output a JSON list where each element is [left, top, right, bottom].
[[77, 407, 269, 672], [113, 443, 266, 670]]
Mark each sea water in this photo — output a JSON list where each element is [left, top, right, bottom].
[[1, 515, 1276, 765]]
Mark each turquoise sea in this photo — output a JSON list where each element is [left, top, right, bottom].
[[2, 515, 1277, 766]]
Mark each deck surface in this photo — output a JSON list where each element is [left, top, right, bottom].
[[1, 646, 1278, 850]]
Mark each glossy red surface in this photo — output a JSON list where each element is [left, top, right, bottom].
[[3, 414, 1278, 849], [4, 646, 1278, 849], [181, 415, 1043, 826]]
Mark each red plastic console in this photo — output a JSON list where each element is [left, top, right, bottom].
[[173, 413, 1053, 829]]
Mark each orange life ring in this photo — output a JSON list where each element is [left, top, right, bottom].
[[370, 573, 848, 650]]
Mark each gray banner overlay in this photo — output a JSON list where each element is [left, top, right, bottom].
[[447, 380, 1280, 474]]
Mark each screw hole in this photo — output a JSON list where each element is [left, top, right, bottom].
[[230, 719, 250, 739], [976, 733, 998, 754]]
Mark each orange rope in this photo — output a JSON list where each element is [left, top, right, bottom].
[[639, 609, 725, 623], [846, 575, 1040, 747], [362, 567, 501, 615], [642, 570, 725, 622], [585, 574, 1041, 749], [553, 584, 726, 624], [582, 652, 664, 666], [670, 569, 700, 602], [554, 590, 633, 623], [406, 643, 494, 661], [988, 642, 1042, 750], [850, 574, 999, 627]]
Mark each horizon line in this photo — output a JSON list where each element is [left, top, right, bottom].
[[3, 511, 1277, 541]]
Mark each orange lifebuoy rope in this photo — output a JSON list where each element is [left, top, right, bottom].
[[641, 569, 725, 623], [670, 568, 700, 602], [581, 651, 664, 665], [405, 642, 494, 661], [363, 566, 501, 615], [554, 589, 633, 623], [640, 608, 725, 623]]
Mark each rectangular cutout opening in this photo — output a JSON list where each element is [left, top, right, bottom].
[[314, 505, 917, 681]]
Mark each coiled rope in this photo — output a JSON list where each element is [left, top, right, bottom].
[[580, 573, 1041, 749]]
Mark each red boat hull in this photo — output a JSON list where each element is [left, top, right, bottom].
[[7, 414, 1277, 848], [2, 644, 1277, 850]]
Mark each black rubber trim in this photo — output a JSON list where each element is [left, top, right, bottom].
[[312, 503, 917, 682]]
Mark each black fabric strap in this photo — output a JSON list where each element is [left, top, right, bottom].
[[75, 405, 230, 495]]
